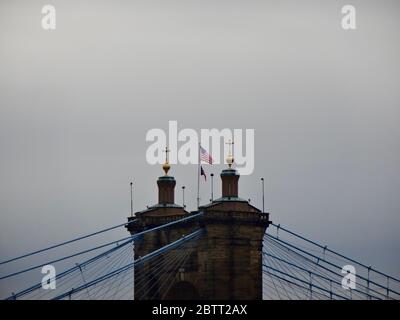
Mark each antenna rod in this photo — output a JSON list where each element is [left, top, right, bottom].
[[130, 181, 133, 217], [211, 173, 214, 202], [182, 186, 186, 209], [261, 178, 265, 213]]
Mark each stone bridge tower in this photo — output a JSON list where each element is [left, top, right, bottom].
[[127, 147, 270, 299]]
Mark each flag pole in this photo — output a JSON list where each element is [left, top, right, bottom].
[[210, 173, 214, 202], [130, 181, 133, 217], [197, 142, 200, 209], [182, 186, 186, 209], [261, 177, 265, 213]]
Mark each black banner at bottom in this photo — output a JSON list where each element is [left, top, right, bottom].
[[1, 300, 398, 318]]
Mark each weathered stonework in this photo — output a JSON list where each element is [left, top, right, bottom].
[[127, 169, 270, 300]]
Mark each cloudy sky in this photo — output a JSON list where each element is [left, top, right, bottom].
[[0, 0, 399, 296]]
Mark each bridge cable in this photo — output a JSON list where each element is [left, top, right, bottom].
[[0, 219, 137, 266]]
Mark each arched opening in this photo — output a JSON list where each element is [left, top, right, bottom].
[[165, 281, 199, 300]]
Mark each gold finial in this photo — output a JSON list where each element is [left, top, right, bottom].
[[225, 139, 234, 168], [162, 146, 171, 175]]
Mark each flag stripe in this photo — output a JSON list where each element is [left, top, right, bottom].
[[200, 146, 213, 164]]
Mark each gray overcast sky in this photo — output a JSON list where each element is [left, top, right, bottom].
[[0, 0, 399, 295]]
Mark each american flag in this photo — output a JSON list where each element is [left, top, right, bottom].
[[200, 145, 213, 164]]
